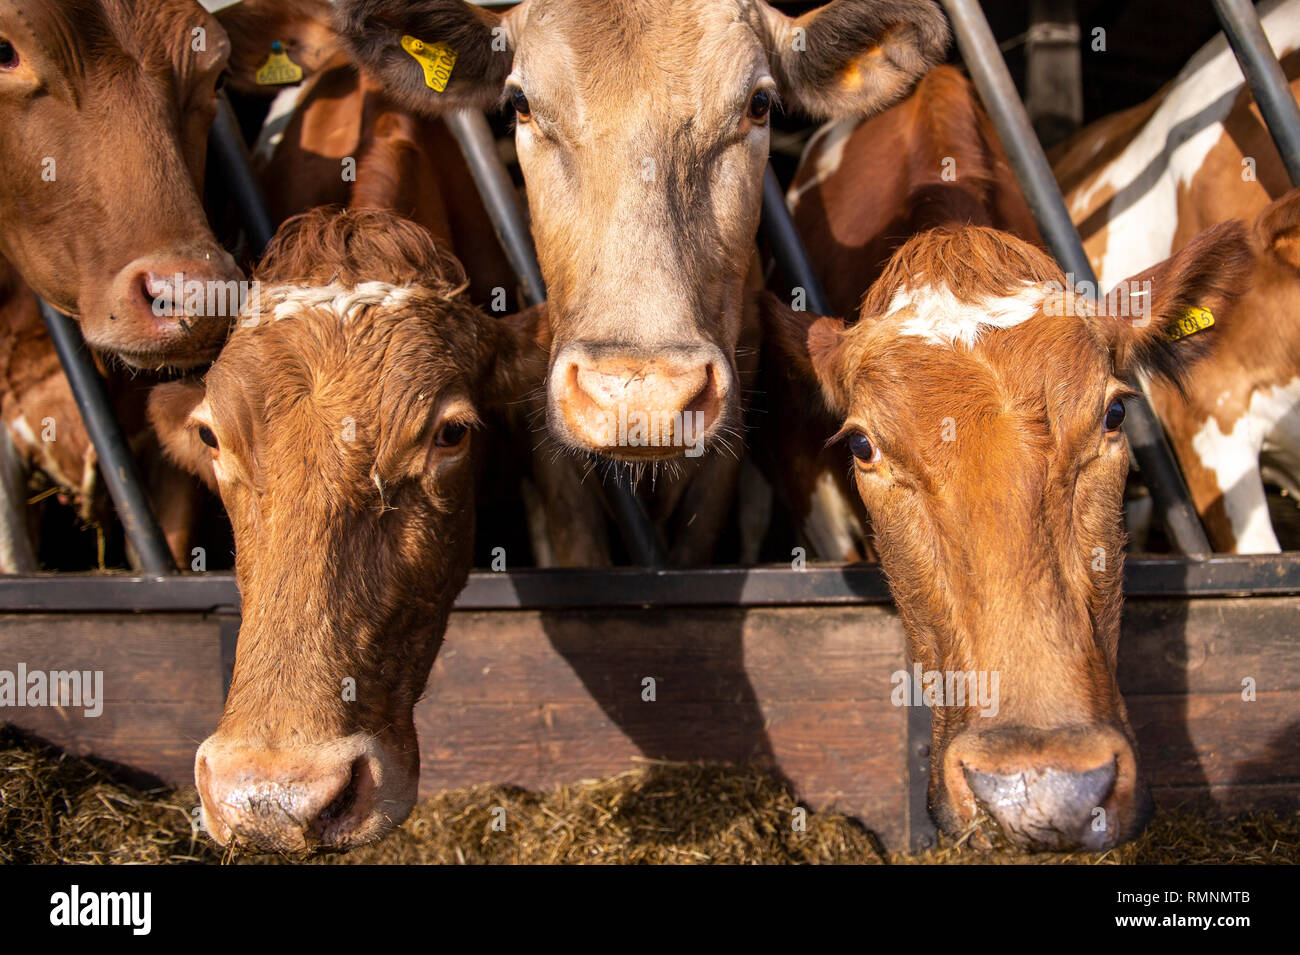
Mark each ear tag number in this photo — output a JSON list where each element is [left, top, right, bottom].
[[1168, 306, 1215, 341], [256, 41, 304, 86], [401, 36, 458, 92]]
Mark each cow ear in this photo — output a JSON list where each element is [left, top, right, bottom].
[[1105, 219, 1253, 391], [215, 0, 342, 96], [757, 0, 949, 120], [1255, 187, 1300, 274], [481, 302, 551, 424], [808, 315, 853, 415], [148, 379, 218, 494], [335, 0, 523, 116], [760, 292, 853, 415]]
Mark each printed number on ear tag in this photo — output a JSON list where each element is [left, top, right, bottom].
[[401, 36, 458, 92], [1167, 306, 1215, 341], [256, 41, 304, 86]]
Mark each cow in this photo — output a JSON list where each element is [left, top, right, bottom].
[[149, 208, 544, 851], [1053, 0, 1300, 552], [766, 221, 1252, 850], [759, 64, 1043, 562], [336, 0, 950, 564], [0, 0, 419, 572]]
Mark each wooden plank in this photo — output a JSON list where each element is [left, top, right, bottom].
[[415, 700, 908, 846], [0, 614, 226, 787], [1127, 692, 1299, 786], [1120, 597, 1300, 694], [434, 606, 904, 704]]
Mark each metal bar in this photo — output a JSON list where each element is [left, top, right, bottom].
[[37, 302, 177, 575], [1212, 0, 1300, 185], [444, 109, 547, 308], [760, 164, 833, 317], [443, 108, 665, 567], [5, 554, 1300, 613], [209, 92, 277, 256], [941, 0, 1214, 557]]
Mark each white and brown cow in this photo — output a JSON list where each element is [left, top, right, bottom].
[[1054, 0, 1300, 552], [150, 208, 544, 851], [336, 0, 950, 564], [770, 222, 1252, 849]]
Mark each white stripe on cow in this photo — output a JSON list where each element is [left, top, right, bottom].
[[1191, 376, 1300, 553], [1074, 0, 1300, 287]]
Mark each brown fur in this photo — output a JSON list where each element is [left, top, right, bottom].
[[149, 208, 545, 850], [800, 224, 1253, 849], [1054, 47, 1300, 551]]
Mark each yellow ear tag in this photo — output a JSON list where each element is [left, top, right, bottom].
[[255, 42, 304, 86], [1168, 305, 1215, 341], [401, 35, 457, 92]]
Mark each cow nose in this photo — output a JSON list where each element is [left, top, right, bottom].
[[549, 343, 732, 459], [195, 734, 380, 853], [962, 762, 1117, 851], [106, 250, 242, 368]]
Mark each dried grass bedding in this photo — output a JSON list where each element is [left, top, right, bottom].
[[2, 727, 1294, 865]]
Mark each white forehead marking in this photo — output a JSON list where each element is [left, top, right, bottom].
[[247, 281, 419, 325], [890, 280, 1048, 348]]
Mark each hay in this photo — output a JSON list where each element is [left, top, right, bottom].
[[2, 727, 1295, 865]]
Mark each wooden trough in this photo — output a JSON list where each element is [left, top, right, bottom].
[[2, 557, 1296, 852]]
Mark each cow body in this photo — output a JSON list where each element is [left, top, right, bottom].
[[1054, 0, 1300, 552]]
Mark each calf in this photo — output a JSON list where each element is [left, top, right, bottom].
[[771, 223, 1251, 849], [1053, 0, 1300, 551], [337, 0, 949, 563], [150, 208, 542, 851]]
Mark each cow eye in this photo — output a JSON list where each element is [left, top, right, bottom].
[[197, 425, 219, 450], [434, 420, 470, 449], [509, 87, 531, 120], [848, 431, 879, 464], [1103, 397, 1126, 432], [0, 41, 18, 69], [747, 88, 772, 122]]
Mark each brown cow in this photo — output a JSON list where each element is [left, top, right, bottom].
[[770, 222, 1252, 849], [150, 208, 543, 851], [0, 0, 354, 570], [1053, 0, 1300, 552], [759, 64, 1042, 561], [0, 0, 243, 366], [336, 0, 950, 564]]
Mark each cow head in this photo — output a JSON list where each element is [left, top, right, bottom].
[[149, 208, 543, 851], [338, 0, 947, 461], [778, 224, 1251, 850], [0, 0, 247, 367]]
